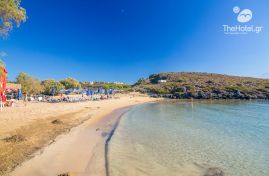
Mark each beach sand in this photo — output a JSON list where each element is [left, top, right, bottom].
[[0, 93, 159, 176]]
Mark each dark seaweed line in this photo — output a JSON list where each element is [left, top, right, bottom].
[[104, 109, 130, 176]]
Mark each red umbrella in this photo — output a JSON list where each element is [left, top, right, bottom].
[[0, 65, 7, 102]]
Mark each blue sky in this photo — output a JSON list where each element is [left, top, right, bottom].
[[0, 0, 269, 83]]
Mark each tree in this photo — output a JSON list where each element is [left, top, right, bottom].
[[0, 0, 26, 36], [0, 60, 4, 76], [16, 72, 42, 94], [41, 80, 64, 95], [60, 77, 81, 89], [135, 78, 146, 85]]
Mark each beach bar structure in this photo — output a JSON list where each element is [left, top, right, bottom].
[[6, 83, 22, 90], [3, 83, 22, 102]]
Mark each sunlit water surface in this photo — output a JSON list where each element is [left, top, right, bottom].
[[108, 100, 269, 176]]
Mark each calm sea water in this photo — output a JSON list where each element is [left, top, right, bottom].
[[108, 100, 269, 176]]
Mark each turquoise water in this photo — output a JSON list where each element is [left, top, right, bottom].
[[108, 100, 269, 176]]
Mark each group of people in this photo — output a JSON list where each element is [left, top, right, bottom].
[[47, 93, 113, 103], [0, 87, 117, 111]]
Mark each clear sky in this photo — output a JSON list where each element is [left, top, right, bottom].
[[0, 0, 269, 83]]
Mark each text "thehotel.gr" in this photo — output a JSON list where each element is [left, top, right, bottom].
[[223, 25, 263, 34]]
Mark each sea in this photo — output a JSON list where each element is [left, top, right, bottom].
[[108, 100, 269, 176]]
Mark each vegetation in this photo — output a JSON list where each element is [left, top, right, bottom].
[[12, 72, 131, 95], [81, 81, 131, 91], [0, 60, 4, 76], [134, 78, 146, 86], [16, 72, 43, 94], [0, 0, 26, 36], [134, 72, 269, 99], [41, 80, 64, 95], [60, 77, 81, 89]]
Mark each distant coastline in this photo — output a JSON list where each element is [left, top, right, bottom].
[[134, 72, 269, 100]]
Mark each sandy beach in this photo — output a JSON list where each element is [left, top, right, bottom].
[[0, 93, 159, 176]]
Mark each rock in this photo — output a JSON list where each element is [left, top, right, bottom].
[[58, 172, 75, 176], [204, 167, 224, 176], [227, 92, 234, 99], [190, 92, 199, 99], [51, 119, 63, 124], [250, 95, 258, 99], [245, 94, 251, 99], [58, 173, 69, 176], [257, 94, 266, 99], [183, 93, 192, 99], [235, 90, 242, 98], [198, 91, 206, 99]]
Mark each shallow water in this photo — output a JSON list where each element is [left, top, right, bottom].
[[108, 100, 269, 176]]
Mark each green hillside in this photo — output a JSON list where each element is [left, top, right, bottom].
[[134, 72, 269, 99]]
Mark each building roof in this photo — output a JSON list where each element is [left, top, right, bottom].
[[6, 83, 22, 90]]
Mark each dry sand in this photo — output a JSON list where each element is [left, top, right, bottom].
[[0, 93, 159, 176]]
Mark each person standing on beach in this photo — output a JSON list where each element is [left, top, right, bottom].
[[24, 94, 28, 106], [0, 94, 3, 111]]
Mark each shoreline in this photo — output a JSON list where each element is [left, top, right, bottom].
[[8, 95, 159, 176], [86, 105, 134, 176], [104, 106, 133, 176]]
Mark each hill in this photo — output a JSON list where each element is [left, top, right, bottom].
[[133, 72, 269, 99]]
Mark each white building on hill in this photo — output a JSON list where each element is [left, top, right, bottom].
[[158, 80, 167, 83]]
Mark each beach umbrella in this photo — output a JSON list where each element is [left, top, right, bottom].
[[82, 89, 87, 94], [0, 64, 7, 102], [17, 89, 22, 100], [98, 88, 104, 94], [86, 89, 91, 96], [0, 64, 7, 112], [51, 86, 55, 96], [58, 89, 66, 93], [77, 89, 84, 93], [73, 88, 79, 93]]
